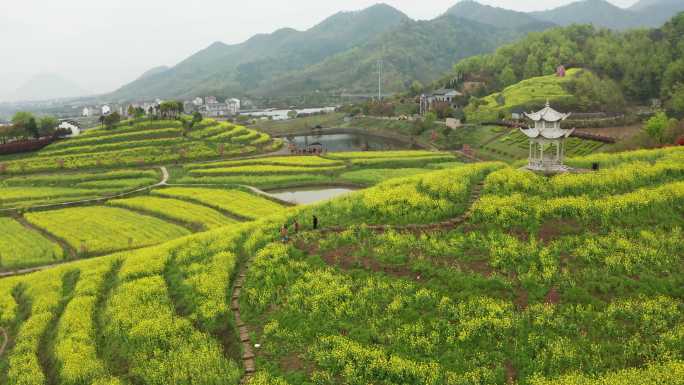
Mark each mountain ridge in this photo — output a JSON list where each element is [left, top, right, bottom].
[[108, 0, 684, 102], [12, 73, 90, 102]]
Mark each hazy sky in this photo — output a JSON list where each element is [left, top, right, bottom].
[[0, 0, 638, 101]]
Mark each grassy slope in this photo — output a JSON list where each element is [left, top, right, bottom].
[[465, 68, 582, 122]]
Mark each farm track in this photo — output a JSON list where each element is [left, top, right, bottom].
[[0, 166, 169, 214], [14, 215, 76, 259], [164, 183, 298, 207], [231, 180, 487, 382], [232, 258, 256, 384], [0, 327, 7, 357], [93, 260, 129, 380], [38, 269, 80, 385]]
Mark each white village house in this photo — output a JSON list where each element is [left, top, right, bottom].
[[420, 88, 463, 114], [58, 119, 81, 137], [199, 97, 241, 117], [520, 102, 574, 173]]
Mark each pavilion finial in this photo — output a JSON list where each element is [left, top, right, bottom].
[[545, 99, 550, 108]]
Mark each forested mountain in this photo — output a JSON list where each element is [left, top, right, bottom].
[[531, 0, 684, 30], [109, 4, 410, 100], [11, 73, 89, 102], [446, 0, 555, 30], [136, 66, 170, 81], [452, 13, 684, 112], [109, 1, 684, 102], [263, 15, 545, 97]]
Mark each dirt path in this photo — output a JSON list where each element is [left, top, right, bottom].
[[0, 263, 64, 279], [15, 215, 77, 258], [0, 166, 169, 214], [163, 183, 297, 207], [0, 327, 8, 357], [232, 262, 256, 384]]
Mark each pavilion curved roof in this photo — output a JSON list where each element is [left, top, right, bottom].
[[519, 126, 576, 139], [524, 101, 571, 122]]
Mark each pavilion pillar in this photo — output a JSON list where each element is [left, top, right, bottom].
[[529, 141, 533, 162]]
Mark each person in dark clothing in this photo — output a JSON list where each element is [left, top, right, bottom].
[[294, 219, 300, 233], [280, 224, 289, 243], [312, 215, 318, 230]]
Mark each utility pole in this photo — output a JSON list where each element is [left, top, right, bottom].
[[377, 59, 383, 101]]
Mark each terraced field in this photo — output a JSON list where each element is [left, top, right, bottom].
[[0, 217, 64, 270], [153, 187, 286, 220], [0, 119, 278, 174], [24, 206, 191, 255], [175, 151, 462, 188], [0, 146, 681, 385], [479, 129, 605, 161], [108, 195, 239, 231], [0, 169, 160, 208]]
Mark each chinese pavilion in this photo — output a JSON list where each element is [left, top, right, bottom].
[[520, 102, 574, 173]]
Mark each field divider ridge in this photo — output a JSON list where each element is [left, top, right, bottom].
[[0, 166, 169, 215]]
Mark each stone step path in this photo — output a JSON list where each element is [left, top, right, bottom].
[[319, 181, 485, 235], [232, 267, 255, 384]]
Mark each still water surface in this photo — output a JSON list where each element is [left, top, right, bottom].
[[269, 187, 355, 205]]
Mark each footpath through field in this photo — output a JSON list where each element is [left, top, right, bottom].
[[236, 180, 486, 379], [0, 166, 169, 214], [0, 327, 8, 357]]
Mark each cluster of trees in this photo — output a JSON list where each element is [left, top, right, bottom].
[[452, 13, 684, 115], [0, 112, 66, 143], [159, 101, 184, 119], [643, 111, 684, 145], [99, 112, 121, 129]]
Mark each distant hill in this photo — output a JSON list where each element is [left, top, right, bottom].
[[10, 73, 89, 102], [629, 0, 684, 26], [531, 0, 640, 30], [453, 12, 684, 114], [109, 4, 550, 102], [630, 0, 683, 11], [446, 0, 555, 30], [531, 0, 684, 30], [266, 15, 544, 97], [108, 1, 684, 102], [109, 4, 410, 101], [136, 66, 170, 81]]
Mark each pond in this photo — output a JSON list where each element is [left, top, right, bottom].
[[285, 133, 411, 152], [268, 187, 356, 205]]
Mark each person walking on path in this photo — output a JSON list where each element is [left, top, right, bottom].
[[280, 224, 289, 243], [312, 215, 319, 230]]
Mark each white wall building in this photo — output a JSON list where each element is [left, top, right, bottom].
[[193, 97, 204, 106], [101, 105, 111, 116], [58, 120, 81, 137], [227, 98, 241, 115]]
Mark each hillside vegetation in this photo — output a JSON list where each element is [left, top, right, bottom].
[[464, 68, 580, 121], [0, 146, 682, 384], [109, 5, 549, 102], [453, 13, 684, 115]]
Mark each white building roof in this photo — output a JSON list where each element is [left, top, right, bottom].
[[520, 126, 575, 139], [524, 101, 571, 122]]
